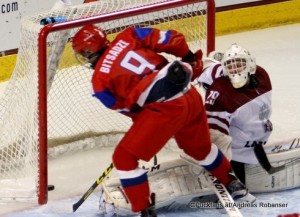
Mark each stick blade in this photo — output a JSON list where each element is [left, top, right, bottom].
[[72, 200, 83, 212], [267, 165, 286, 174]]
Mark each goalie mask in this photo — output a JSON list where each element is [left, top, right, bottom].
[[72, 25, 109, 68], [221, 44, 256, 88]]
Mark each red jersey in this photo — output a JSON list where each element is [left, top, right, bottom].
[[92, 27, 191, 114]]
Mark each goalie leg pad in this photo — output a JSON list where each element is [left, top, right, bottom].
[[99, 159, 214, 216], [246, 157, 300, 193]]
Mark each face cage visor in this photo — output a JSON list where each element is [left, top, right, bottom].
[[223, 58, 250, 88], [75, 50, 100, 69]]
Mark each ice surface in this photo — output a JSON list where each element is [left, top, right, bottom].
[[1, 24, 300, 217]]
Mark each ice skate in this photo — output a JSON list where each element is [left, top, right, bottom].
[[226, 177, 256, 203], [140, 207, 157, 217], [140, 193, 157, 217]]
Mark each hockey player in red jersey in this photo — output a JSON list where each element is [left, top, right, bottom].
[[198, 43, 273, 184], [72, 26, 254, 216]]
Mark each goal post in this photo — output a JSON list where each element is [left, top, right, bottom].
[[0, 0, 216, 205]]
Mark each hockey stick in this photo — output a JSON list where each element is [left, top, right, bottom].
[[254, 144, 286, 174], [247, 156, 300, 176], [205, 174, 244, 217], [72, 163, 114, 212], [73, 155, 158, 212], [180, 155, 244, 217], [280, 157, 300, 168]]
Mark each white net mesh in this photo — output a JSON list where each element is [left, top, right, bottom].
[[0, 0, 214, 203]]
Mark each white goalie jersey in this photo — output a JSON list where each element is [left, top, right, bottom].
[[199, 62, 273, 164], [99, 140, 300, 216]]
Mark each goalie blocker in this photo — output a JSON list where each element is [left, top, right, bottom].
[[98, 140, 300, 216]]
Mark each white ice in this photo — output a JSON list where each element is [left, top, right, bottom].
[[1, 24, 300, 217]]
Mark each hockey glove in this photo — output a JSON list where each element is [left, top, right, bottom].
[[192, 49, 203, 79], [182, 49, 203, 79], [182, 49, 203, 65], [182, 50, 195, 63], [145, 61, 189, 104], [166, 61, 187, 84]]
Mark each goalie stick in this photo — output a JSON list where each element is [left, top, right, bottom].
[[180, 155, 244, 217], [247, 156, 300, 176], [254, 144, 287, 175], [73, 163, 114, 212]]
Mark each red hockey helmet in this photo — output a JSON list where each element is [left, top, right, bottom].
[[72, 25, 109, 67]]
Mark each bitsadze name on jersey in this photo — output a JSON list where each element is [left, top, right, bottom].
[[198, 63, 272, 164], [91, 27, 192, 115]]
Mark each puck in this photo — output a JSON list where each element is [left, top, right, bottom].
[[48, 185, 55, 191]]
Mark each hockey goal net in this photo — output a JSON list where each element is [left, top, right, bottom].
[[0, 0, 215, 204]]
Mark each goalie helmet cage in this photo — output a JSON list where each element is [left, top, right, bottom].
[[0, 0, 215, 205]]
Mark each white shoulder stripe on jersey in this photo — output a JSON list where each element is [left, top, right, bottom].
[[206, 110, 231, 121], [207, 117, 230, 133]]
